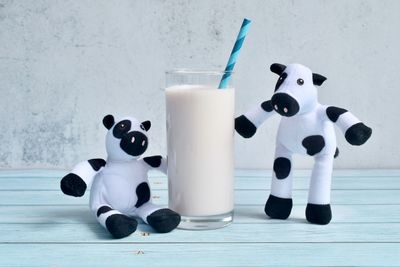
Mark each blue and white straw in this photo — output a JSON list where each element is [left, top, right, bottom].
[[218, 18, 251, 89]]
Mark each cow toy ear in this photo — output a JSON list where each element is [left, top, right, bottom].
[[141, 120, 151, 131], [103, 114, 115, 130], [312, 73, 327, 86], [270, 63, 286, 75]]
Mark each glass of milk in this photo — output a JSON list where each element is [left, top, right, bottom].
[[165, 69, 234, 230]]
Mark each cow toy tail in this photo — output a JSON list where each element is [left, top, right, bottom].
[[60, 158, 106, 197]]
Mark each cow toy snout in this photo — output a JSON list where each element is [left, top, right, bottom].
[[271, 93, 300, 117], [120, 131, 148, 157]]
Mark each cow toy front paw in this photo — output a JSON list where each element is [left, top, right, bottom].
[[235, 115, 257, 138], [345, 122, 372, 146], [60, 173, 87, 197]]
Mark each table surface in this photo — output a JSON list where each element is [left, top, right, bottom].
[[0, 169, 399, 266]]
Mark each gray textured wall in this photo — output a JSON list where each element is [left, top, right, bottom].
[[0, 0, 398, 169]]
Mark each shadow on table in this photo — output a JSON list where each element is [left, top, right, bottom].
[[234, 208, 308, 224]]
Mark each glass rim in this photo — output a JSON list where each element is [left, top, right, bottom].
[[165, 68, 233, 75]]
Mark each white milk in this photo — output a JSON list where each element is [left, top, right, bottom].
[[166, 85, 234, 217]]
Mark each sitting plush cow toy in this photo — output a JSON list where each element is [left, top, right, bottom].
[[60, 115, 181, 238], [235, 63, 372, 225]]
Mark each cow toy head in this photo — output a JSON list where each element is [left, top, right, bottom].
[[102, 115, 151, 161], [270, 63, 327, 117]]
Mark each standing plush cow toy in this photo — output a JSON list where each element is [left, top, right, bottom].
[[60, 115, 181, 238], [235, 63, 372, 225]]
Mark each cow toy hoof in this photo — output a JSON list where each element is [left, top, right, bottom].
[[345, 122, 372, 146], [235, 115, 257, 138], [265, 194, 293, 219], [147, 209, 181, 233], [60, 173, 87, 197], [305, 203, 332, 225], [105, 214, 138, 239]]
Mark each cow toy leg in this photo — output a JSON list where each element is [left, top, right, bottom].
[[135, 202, 181, 233], [265, 143, 294, 220], [306, 154, 334, 225], [60, 159, 105, 197], [94, 204, 138, 239], [90, 189, 137, 239]]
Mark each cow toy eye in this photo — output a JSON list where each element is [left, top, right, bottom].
[[113, 120, 132, 138], [297, 78, 304, 85], [140, 124, 145, 130]]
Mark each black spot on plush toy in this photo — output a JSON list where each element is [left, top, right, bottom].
[[235, 63, 372, 225], [60, 115, 181, 238]]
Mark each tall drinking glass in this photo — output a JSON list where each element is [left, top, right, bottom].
[[165, 70, 234, 230]]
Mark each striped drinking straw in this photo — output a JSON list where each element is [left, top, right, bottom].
[[218, 18, 251, 89]]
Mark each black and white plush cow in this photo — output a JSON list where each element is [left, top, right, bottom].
[[60, 115, 180, 238], [235, 63, 372, 225]]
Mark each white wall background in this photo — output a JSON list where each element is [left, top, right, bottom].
[[0, 0, 398, 169]]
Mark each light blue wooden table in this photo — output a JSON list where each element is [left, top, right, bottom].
[[0, 169, 399, 266]]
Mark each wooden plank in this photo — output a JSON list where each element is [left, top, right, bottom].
[[234, 169, 400, 177], [1, 222, 399, 243], [1, 176, 400, 190], [0, 169, 399, 179], [0, 243, 398, 267], [0, 169, 66, 178], [0, 170, 398, 267], [0, 205, 399, 224], [0, 190, 398, 205]]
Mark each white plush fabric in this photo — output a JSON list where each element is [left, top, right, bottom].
[[89, 158, 166, 225], [244, 104, 274, 128], [63, 116, 168, 229], [270, 143, 293, 199], [239, 63, 368, 205], [334, 111, 361, 136], [70, 160, 98, 188], [105, 116, 143, 162]]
